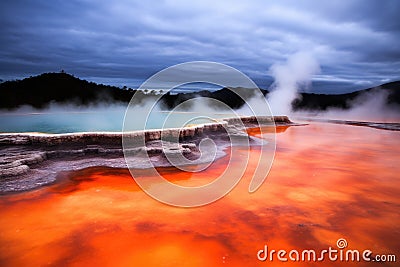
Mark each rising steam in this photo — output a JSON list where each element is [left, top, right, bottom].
[[267, 52, 320, 115], [310, 88, 400, 122]]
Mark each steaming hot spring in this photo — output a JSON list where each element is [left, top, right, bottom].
[[0, 104, 399, 266]]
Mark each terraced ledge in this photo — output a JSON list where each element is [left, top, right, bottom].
[[296, 117, 400, 131], [0, 115, 291, 146], [0, 116, 294, 192]]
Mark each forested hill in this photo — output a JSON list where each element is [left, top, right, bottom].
[[1, 72, 399, 110], [0, 72, 135, 108]]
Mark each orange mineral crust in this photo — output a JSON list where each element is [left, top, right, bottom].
[[0, 122, 399, 266]]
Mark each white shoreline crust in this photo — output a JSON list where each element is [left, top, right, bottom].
[[0, 116, 292, 193], [0, 116, 291, 145]]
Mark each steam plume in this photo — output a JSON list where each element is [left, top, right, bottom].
[[267, 52, 320, 115]]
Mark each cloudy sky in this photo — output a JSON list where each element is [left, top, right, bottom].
[[0, 0, 399, 93]]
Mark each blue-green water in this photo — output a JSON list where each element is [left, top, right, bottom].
[[0, 110, 125, 133], [0, 109, 232, 133]]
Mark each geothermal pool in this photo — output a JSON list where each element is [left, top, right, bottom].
[[0, 106, 241, 133], [0, 122, 399, 266], [0, 109, 233, 133]]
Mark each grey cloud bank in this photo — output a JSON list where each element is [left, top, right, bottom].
[[0, 0, 399, 93]]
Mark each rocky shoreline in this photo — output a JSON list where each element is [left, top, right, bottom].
[[0, 116, 293, 193]]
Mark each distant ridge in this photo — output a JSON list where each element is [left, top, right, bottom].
[[0, 72, 399, 110], [293, 80, 400, 110]]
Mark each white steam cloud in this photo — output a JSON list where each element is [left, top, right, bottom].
[[267, 52, 320, 115], [305, 89, 400, 122]]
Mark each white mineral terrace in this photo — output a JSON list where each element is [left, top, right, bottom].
[[0, 115, 293, 189], [0, 116, 291, 145]]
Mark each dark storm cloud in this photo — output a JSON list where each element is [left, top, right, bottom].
[[0, 0, 399, 92]]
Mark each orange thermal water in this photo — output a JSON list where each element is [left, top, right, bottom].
[[0, 122, 399, 266]]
